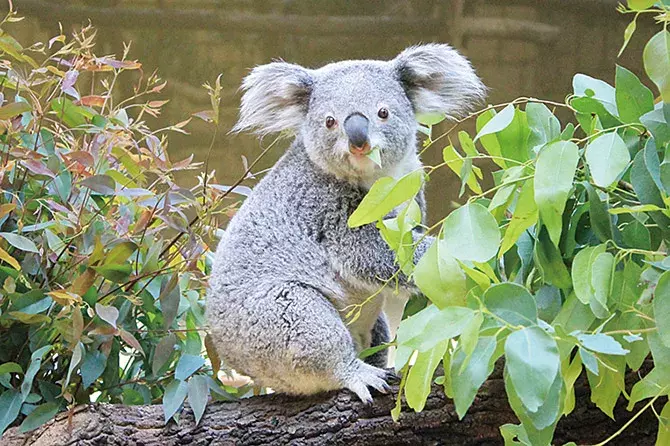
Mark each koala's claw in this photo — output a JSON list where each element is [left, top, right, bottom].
[[344, 360, 390, 403]]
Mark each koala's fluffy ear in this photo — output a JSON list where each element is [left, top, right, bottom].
[[233, 62, 314, 135], [393, 44, 486, 119]]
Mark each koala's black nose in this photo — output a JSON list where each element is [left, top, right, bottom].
[[344, 113, 370, 151]]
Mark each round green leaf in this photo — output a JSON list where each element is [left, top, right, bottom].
[[504, 326, 560, 413], [643, 30, 670, 102], [413, 238, 466, 308], [585, 132, 631, 188], [571, 245, 606, 305], [627, 0, 655, 10], [483, 283, 538, 327], [442, 203, 501, 263]]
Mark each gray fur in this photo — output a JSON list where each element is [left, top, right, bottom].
[[207, 44, 485, 402]]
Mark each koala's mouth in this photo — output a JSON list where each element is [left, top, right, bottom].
[[346, 149, 381, 171], [348, 142, 372, 157]]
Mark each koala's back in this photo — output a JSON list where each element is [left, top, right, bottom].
[[209, 143, 349, 296]]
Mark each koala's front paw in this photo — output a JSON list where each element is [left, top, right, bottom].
[[343, 359, 391, 404]]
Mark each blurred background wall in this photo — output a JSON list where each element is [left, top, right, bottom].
[[6, 0, 655, 222]]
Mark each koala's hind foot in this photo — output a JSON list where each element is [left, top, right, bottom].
[[341, 359, 391, 404]]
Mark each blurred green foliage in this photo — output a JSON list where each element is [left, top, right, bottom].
[[0, 8, 247, 436]]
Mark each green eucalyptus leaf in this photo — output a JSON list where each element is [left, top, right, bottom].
[[573, 74, 618, 116], [585, 132, 631, 188], [483, 282, 538, 327], [643, 30, 670, 102], [476, 109, 505, 168], [451, 336, 497, 419], [413, 238, 466, 308], [18, 401, 59, 433], [586, 355, 626, 418], [627, 0, 655, 10], [474, 104, 515, 142], [654, 271, 670, 347], [500, 179, 537, 256], [442, 203, 501, 263], [162, 379, 189, 423], [0, 389, 23, 435], [589, 252, 615, 319], [396, 305, 476, 352], [572, 245, 607, 305], [0, 232, 38, 253], [153, 333, 177, 375], [640, 107, 670, 147], [504, 326, 560, 412], [576, 333, 629, 356], [526, 102, 560, 153], [405, 341, 448, 412], [187, 375, 209, 425], [348, 170, 423, 227], [615, 65, 654, 123], [175, 354, 205, 381], [81, 350, 107, 389], [534, 141, 579, 247]]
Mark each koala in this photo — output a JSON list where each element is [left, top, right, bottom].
[[206, 44, 485, 403]]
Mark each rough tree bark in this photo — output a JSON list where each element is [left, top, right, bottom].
[[2, 363, 662, 446]]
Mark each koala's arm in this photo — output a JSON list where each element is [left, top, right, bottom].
[[326, 220, 434, 289]]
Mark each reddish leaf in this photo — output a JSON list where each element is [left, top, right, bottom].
[[64, 151, 94, 168], [78, 95, 106, 107], [80, 174, 116, 195], [148, 100, 169, 108], [22, 159, 55, 178], [119, 329, 144, 356]]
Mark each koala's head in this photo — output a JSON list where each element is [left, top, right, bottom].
[[234, 44, 486, 184]]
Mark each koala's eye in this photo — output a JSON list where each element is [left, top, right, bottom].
[[325, 116, 337, 129], [377, 107, 389, 120]]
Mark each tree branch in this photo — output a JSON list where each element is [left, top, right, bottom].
[[2, 362, 662, 445]]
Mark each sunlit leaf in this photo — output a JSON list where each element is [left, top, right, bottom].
[[534, 141, 579, 247], [643, 30, 670, 102], [413, 238, 466, 308], [347, 170, 423, 227]]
